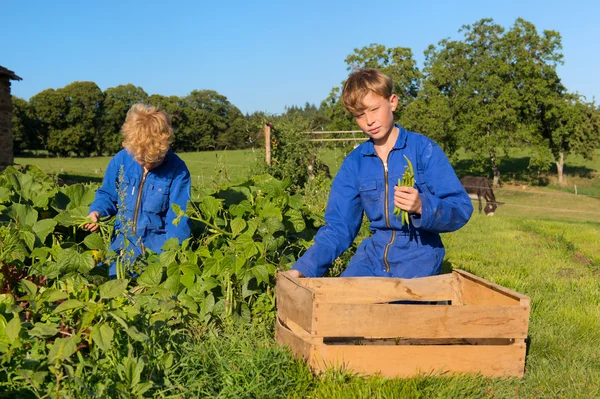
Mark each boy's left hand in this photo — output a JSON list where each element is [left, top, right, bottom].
[[394, 186, 422, 215]]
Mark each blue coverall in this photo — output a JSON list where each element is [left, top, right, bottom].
[[89, 149, 192, 275], [292, 125, 473, 278]]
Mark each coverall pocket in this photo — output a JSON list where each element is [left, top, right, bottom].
[[359, 179, 382, 222], [145, 183, 169, 214]]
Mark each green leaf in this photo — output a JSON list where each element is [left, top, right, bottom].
[[28, 322, 59, 338], [137, 263, 163, 287], [230, 217, 246, 237], [285, 208, 306, 233], [7, 203, 38, 227], [99, 279, 129, 299], [159, 250, 177, 267], [199, 196, 222, 220], [252, 264, 271, 285], [259, 202, 282, 221], [126, 326, 149, 342], [56, 248, 95, 274], [32, 219, 57, 243], [83, 233, 105, 250], [48, 337, 78, 362], [19, 231, 36, 252], [20, 279, 38, 297], [5, 317, 21, 343], [53, 300, 85, 313], [91, 323, 114, 352], [40, 289, 68, 303]]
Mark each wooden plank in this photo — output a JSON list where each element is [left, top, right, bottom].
[[453, 270, 531, 306], [312, 304, 530, 339], [302, 274, 455, 304], [276, 272, 317, 333], [275, 318, 313, 361], [313, 340, 526, 378]]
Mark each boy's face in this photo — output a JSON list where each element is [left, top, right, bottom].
[[352, 92, 398, 144]]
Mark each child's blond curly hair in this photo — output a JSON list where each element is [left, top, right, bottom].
[[122, 104, 173, 164]]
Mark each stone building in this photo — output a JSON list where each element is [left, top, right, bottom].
[[0, 66, 22, 171]]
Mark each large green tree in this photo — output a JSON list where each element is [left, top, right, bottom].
[[46, 82, 105, 156], [11, 97, 39, 154], [28, 88, 68, 154]]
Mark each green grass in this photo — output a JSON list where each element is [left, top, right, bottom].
[[160, 213, 600, 398], [12, 148, 600, 398]]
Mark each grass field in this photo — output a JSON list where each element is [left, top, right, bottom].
[[10, 148, 600, 397]]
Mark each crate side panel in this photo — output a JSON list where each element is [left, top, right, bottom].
[[303, 274, 454, 304], [314, 341, 526, 378], [275, 318, 312, 361], [454, 270, 529, 306], [276, 274, 315, 332], [313, 304, 530, 339]]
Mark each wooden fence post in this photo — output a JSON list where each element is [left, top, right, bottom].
[[265, 123, 271, 166]]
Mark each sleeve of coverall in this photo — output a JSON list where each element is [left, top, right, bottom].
[[165, 163, 192, 243], [292, 160, 363, 277], [89, 155, 120, 217], [410, 142, 473, 233]]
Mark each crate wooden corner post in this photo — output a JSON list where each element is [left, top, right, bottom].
[[275, 269, 531, 378]]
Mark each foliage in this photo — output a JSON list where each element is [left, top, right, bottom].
[[0, 166, 322, 397]]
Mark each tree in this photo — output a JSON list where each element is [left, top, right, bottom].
[[102, 84, 148, 155], [29, 88, 68, 154], [11, 96, 39, 154], [180, 90, 243, 151], [539, 95, 600, 184], [344, 43, 422, 115], [46, 82, 105, 156]]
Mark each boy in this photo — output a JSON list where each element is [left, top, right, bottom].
[[290, 68, 473, 278], [84, 104, 192, 276]]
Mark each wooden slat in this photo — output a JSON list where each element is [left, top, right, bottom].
[[303, 274, 455, 304], [453, 270, 531, 307], [314, 340, 526, 378], [275, 318, 313, 361], [276, 272, 317, 333], [312, 304, 530, 339]]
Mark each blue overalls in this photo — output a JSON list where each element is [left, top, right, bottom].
[[292, 125, 473, 278], [89, 149, 192, 275]]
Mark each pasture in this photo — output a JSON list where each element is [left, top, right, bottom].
[[7, 148, 600, 398]]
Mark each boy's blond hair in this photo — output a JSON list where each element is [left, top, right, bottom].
[[341, 68, 393, 115], [122, 104, 173, 164]]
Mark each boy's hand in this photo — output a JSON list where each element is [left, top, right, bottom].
[[393, 186, 422, 215], [287, 270, 304, 278], [83, 211, 100, 232]]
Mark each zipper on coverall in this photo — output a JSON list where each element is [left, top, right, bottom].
[[378, 155, 395, 273]]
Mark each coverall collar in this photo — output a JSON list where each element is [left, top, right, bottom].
[[360, 124, 408, 156]]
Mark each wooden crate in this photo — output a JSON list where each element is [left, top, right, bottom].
[[275, 269, 530, 378]]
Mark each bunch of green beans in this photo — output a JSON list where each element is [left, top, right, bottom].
[[393, 155, 415, 226]]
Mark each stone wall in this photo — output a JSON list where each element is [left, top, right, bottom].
[[0, 76, 14, 170]]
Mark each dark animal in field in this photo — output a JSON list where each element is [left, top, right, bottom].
[[307, 154, 331, 179], [460, 176, 503, 216]]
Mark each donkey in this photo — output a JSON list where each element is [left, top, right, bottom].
[[460, 176, 503, 216]]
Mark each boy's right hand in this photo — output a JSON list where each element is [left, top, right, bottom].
[[287, 270, 304, 278], [83, 211, 100, 232]]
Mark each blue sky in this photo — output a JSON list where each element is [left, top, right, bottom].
[[3, 0, 599, 115]]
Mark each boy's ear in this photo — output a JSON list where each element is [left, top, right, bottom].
[[389, 94, 398, 111]]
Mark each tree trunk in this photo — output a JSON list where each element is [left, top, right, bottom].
[[489, 150, 500, 187], [556, 151, 565, 185]]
